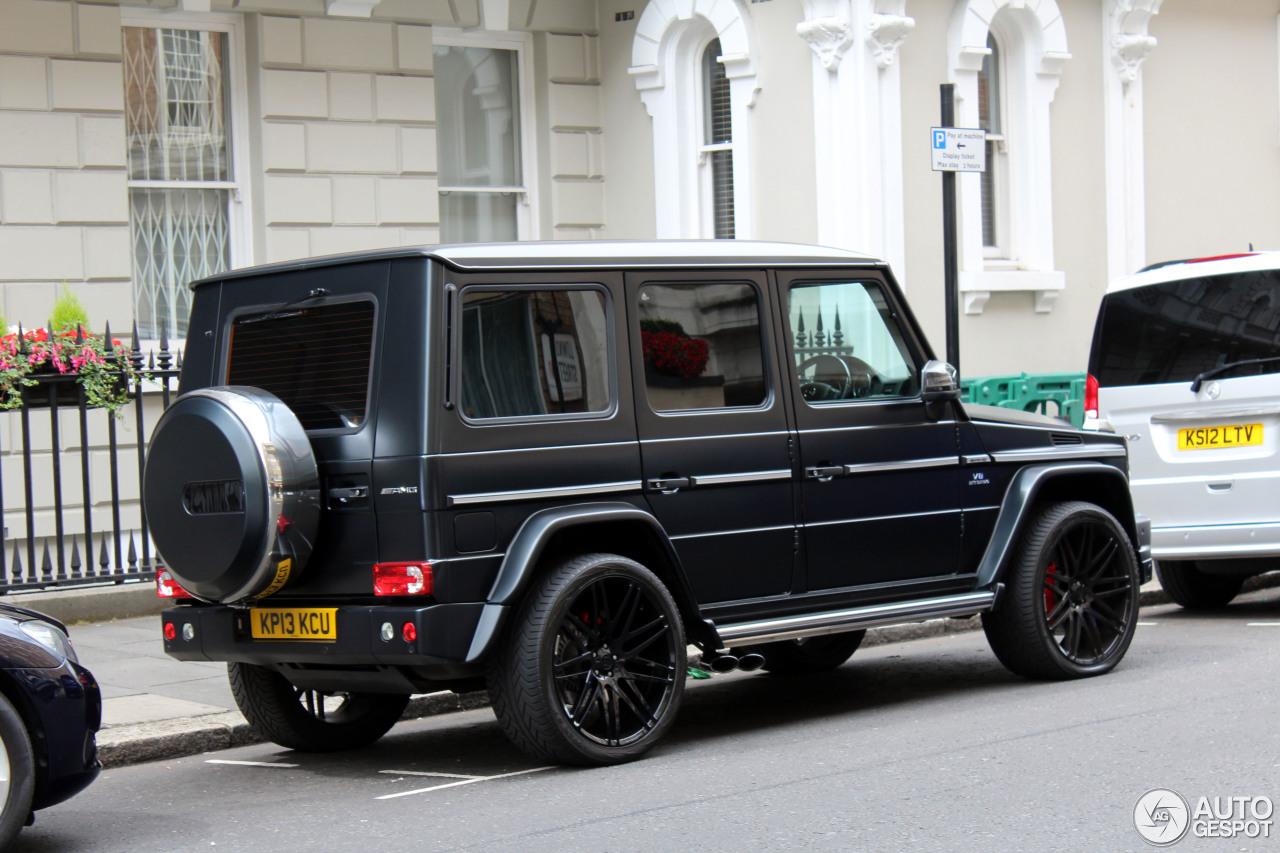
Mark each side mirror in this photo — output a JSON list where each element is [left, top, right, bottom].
[[920, 359, 960, 403]]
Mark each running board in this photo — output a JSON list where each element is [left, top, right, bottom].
[[714, 591, 998, 648]]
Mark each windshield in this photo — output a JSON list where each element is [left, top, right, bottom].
[[1089, 269, 1280, 387]]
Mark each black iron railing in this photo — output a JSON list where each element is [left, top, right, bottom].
[[0, 330, 180, 594]]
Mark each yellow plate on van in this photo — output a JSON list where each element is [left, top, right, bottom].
[[1177, 423, 1263, 451], [249, 608, 337, 641]]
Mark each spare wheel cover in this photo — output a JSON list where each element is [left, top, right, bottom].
[[143, 386, 320, 604]]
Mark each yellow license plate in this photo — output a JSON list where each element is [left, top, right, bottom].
[[249, 608, 338, 641], [1177, 423, 1263, 451]]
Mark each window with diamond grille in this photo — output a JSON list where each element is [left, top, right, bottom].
[[701, 40, 734, 240], [124, 26, 234, 340]]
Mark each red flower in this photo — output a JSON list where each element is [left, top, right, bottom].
[[641, 330, 709, 380]]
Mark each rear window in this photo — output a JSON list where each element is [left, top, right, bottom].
[[227, 300, 375, 431], [1090, 270, 1280, 386]]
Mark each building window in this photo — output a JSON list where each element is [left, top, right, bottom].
[[123, 25, 238, 339], [977, 33, 1006, 256], [434, 32, 534, 242], [630, 4, 758, 240], [701, 40, 734, 240], [949, 0, 1069, 313]]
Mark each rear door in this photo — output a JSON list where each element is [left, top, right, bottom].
[[625, 271, 798, 606]]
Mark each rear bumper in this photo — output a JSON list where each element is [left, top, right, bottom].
[[162, 602, 491, 688], [1151, 520, 1280, 560]]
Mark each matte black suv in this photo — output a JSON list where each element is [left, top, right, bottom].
[[143, 241, 1151, 766]]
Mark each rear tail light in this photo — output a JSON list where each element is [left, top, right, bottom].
[[372, 562, 432, 596], [1084, 373, 1099, 419], [156, 569, 194, 599]]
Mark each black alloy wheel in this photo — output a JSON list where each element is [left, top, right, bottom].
[[228, 662, 409, 752], [487, 553, 686, 766], [983, 501, 1140, 679]]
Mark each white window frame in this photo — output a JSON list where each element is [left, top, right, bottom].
[[630, 0, 759, 240], [120, 9, 252, 344], [432, 27, 540, 241], [949, 0, 1069, 313]]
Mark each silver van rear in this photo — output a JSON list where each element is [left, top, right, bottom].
[[1087, 252, 1280, 607]]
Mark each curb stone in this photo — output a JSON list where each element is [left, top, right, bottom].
[[80, 569, 1280, 768]]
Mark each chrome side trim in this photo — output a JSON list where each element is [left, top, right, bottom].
[[668, 523, 795, 541], [448, 480, 643, 506], [802, 507, 961, 528], [842, 456, 958, 475], [1150, 406, 1280, 424], [716, 591, 997, 646], [990, 445, 1126, 463], [962, 453, 993, 465], [435, 439, 637, 459], [693, 469, 792, 486]]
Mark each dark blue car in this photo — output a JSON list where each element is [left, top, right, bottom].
[[0, 603, 101, 847]]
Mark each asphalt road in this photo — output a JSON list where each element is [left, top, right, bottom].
[[16, 587, 1280, 853]]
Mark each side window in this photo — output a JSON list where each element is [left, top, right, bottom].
[[637, 283, 766, 411], [459, 288, 610, 420], [788, 281, 918, 403]]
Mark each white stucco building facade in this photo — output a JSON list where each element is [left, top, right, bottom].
[[0, 0, 1278, 375]]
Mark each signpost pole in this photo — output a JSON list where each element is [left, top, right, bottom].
[[940, 83, 960, 375]]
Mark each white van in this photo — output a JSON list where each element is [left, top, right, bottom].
[[1086, 252, 1280, 608]]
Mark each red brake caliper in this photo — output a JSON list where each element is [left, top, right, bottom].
[[1044, 561, 1057, 615]]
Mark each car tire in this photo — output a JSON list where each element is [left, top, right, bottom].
[[1156, 560, 1245, 610], [983, 501, 1140, 680], [0, 693, 35, 850], [486, 553, 687, 766], [228, 663, 408, 752], [736, 631, 866, 675]]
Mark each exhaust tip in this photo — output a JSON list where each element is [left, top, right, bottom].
[[707, 654, 740, 674], [736, 653, 765, 672]]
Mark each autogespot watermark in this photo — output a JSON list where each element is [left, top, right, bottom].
[[1134, 788, 1274, 845]]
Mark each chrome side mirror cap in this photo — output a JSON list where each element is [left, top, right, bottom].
[[921, 359, 959, 402]]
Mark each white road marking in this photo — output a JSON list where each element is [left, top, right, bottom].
[[376, 766, 553, 800], [206, 759, 300, 768], [1246, 622, 1280, 627], [378, 769, 481, 780], [1136, 621, 1158, 626]]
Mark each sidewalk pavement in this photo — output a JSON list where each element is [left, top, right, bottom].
[[6, 572, 1279, 769]]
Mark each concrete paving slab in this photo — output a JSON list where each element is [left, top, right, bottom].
[[102, 694, 230, 727]]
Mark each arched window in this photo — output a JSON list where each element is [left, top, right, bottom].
[[702, 39, 734, 239], [630, 1, 758, 239], [949, 0, 1070, 313]]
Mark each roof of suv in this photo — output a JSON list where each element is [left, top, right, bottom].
[[192, 241, 883, 288], [1107, 250, 1280, 294]]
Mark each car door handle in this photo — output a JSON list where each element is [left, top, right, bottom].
[[328, 486, 369, 503], [646, 477, 691, 493], [805, 466, 845, 481]]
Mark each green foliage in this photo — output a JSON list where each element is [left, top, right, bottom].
[[49, 290, 90, 334], [639, 318, 686, 336]]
